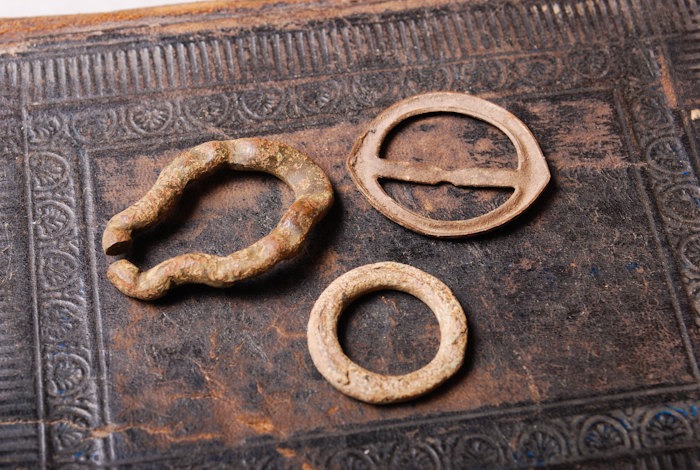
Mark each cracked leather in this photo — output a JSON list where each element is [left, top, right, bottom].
[[0, 0, 699, 468]]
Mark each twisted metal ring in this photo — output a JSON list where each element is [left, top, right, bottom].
[[103, 138, 334, 300]]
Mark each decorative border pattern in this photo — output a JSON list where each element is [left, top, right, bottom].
[[0, 107, 41, 466], [301, 401, 700, 469], [4, 0, 699, 467], [0, 0, 696, 104], [668, 20, 700, 102], [26, 149, 107, 465], [25, 46, 624, 150], [122, 397, 700, 468], [618, 46, 700, 329]]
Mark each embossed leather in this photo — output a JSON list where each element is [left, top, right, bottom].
[[0, 0, 699, 467]]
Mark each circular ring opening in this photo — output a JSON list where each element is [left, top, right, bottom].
[[307, 261, 468, 404]]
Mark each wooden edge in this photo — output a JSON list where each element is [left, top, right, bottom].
[[0, 0, 467, 49]]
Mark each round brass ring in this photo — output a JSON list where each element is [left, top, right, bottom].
[[307, 262, 468, 404], [347, 91, 550, 237]]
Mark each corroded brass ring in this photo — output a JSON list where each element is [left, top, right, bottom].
[[347, 91, 550, 237], [307, 262, 467, 404], [102, 138, 334, 301]]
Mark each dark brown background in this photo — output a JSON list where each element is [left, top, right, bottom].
[[1, 0, 699, 468]]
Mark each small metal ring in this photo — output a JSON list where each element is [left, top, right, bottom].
[[307, 262, 467, 404]]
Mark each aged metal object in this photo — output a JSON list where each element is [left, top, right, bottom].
[[307, 262, 468, 404], [347, 92, 551, 237], [102, 138, 334, 300]]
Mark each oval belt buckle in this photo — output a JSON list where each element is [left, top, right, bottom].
[[102, 138, 334, 301], [347, 92, 550, 237]]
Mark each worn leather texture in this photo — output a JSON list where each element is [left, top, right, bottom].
[[1, 0, 700, 467]]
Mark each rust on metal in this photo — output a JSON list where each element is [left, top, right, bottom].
[[307, 261, 468, 404], [102, 138, 334, 300], [347, 91, 551, 237]]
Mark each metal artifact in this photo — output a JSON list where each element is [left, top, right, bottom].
[[102, 138, 334, 300], [347, 91, 550, 237], [307, 262, 468, 404]]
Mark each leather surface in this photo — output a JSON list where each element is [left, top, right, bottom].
[[1, 0, 699, 467]]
